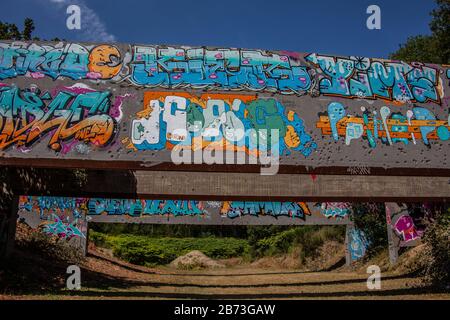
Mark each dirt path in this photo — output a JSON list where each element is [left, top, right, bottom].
[[2, 249, 449, 300]]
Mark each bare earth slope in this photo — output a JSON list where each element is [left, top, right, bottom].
[[1, 244, 449, 300]]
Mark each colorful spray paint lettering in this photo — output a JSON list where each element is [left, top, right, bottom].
[[317, 103, 450, 147], [1, 40, 448, 173], [220, 201, 311, 219], [18, 196, 351, 226], [130, 46, 312, 94], [0, 84, 121, 152], [87, 198, 205, 217], [128, 92, 317, 157], [0, 41, 446, 106], [20, 196, 86, 218], [41, 214, 86, 240], [18, 196, 87, 240], [306, 54, 442, 104], [317, 202, 351, 219], [0, 42, 122, 80]]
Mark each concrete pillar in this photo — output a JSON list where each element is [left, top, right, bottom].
[[385, 202, 399, 265], [82, 222, 89, 257], [0, 195, 19, 261], [344, 223, 352, 267]]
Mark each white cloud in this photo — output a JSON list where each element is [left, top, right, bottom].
[[46, 0, 117, 43]]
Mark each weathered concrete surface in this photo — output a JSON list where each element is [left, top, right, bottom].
[[2, 168, 450, 201], [132, 171, 450, 201], [0, 40, 448, 175]]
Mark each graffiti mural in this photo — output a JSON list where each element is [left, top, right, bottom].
[[220, 201, 311, 219], [127, 92, 317, 157], [0, 42, 123, 80], [0, 40, 448, 173], [394, 214, 420, 242], [306, 54, 442, 104], [18, 196, 350, 225], [317, 102, 450, 147], [18, 196, 88, 241], [385, 202, 437, 248], [40, 214, 86, 240], [129, 46, 312, 94], [0, 84, 125, 153], [348, 227, 369, 261], [1, 41, 445, 104], [20, 196, 86, 218], [87, 199, 205, 217], [317, 202, 351, 219]]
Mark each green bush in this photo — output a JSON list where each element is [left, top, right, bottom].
[[89, 231, 250, 266], [90, 225, 346, 266], [250, 226, 345, 261], [16, 223, 84, 265], [89, 230, 109, 248], [351, 203, 387, 254]]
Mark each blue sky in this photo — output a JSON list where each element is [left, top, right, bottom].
[[0, 0, 437, 58]]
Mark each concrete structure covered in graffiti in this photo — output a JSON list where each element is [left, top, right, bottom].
[[17, 196, 88, 250], [18, 196, 362, 262], [18, 196, 351, 226], [0, 40, 449, 173], [1, 40, 448, 265]]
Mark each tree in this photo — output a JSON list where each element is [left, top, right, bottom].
[[421, 211, 450, 287], [429, 0, 450, 64], [22, 18, 35, 41], [390, 0, 449, 64], [389, 35, 441, 64], [0, 18, 38, 41]]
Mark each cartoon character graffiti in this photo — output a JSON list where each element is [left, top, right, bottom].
[[40, 214, 86, 240], [394, 214, 420, 242]]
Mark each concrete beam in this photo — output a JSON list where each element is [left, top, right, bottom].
[[4, 167, 449, 201]]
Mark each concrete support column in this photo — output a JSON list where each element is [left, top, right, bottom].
[[385, 202, 399, 265], [344, 224, 352, 267], [82, 223, 89, 257], [0, 195, 19, 261]]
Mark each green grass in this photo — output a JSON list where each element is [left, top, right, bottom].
[[90, 230, 250, 266]]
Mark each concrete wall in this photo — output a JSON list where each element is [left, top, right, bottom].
[[0, 41, 448, 173]]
